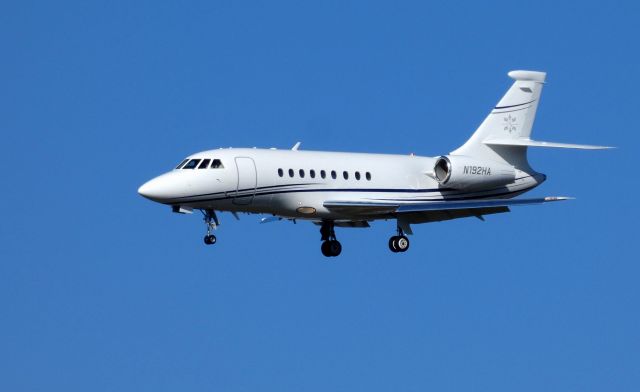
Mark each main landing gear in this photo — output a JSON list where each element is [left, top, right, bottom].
[[201, 209, 219, 246], [389, 227, 410, 253], [320, 222, 342, 257]]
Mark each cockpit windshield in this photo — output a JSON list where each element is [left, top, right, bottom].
[[183, 159, 201, 169], [175, 159, 189, 169], [176, 158, 225, 170]]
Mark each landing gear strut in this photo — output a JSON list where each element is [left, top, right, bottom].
[[389, 227, 410, 253], [201, 209, 219, 245], [320, 221, 342, 257]]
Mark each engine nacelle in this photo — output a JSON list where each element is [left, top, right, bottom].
[[433, 155, 516, 190]]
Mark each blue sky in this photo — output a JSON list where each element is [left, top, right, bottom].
[[1, 1, 638, 390]]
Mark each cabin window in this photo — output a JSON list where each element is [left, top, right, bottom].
[[320, 170, 326, 179], [175, 159, 189, 169], [211, 159, 224, 169], [343, 171, 349, 180], [278, 168, 284, 177], [288, 169, 294, 178], [183, 159, 201, 169], [355, 171, 361, 180], [366, 172, 371, 181], [331, 170, 337, 179], [299, 169, 305, 178], [198, 159, 211, 169], [310, 169, 316, 178]]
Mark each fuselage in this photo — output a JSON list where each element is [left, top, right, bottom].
[[136, 71, 608, 257], [138, 147, 545, 221]]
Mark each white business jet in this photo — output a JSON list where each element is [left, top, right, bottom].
[[139, 70, 610, 257]]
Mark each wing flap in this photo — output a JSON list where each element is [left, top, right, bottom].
[[401, 206, 511, 224], [323, 201, 399, 215]]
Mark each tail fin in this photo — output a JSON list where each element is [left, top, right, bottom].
[[451, 70, 611, 170], [451, 70, 547, 169]]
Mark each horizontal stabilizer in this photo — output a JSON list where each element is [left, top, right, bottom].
[[484, 138, 613, 150]]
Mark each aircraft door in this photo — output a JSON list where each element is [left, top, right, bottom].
[[233, 157, 257, 205]]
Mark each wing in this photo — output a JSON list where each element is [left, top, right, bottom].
[[324, 196, 571, 222]]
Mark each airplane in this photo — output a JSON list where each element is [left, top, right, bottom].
[[138, 70, 611, 257]]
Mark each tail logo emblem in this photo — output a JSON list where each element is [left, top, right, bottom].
[[503, 114, 519, 134]]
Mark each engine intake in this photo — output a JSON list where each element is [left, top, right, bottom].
[[433, 155, 516, 190]]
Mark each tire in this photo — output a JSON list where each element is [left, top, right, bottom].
[[388, 236, 399, 252], [204, 235, 216, 245], [396, 236, 409, 252], [321, 241, 332, 257], [329, 240, 342, 257]]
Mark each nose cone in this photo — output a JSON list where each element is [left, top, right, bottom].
[[137, 180, 155, 199], [138, 174, 178, 203]]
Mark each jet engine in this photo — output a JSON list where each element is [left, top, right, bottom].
[[432, 155, 516, 190]]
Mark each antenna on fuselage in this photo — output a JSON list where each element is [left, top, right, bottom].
[[291, 141, 301, 151]]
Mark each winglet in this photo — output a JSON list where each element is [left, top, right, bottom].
[[291, 142, 301, 151], [544, 196, 574, 202], [260, 216, 282, 224]]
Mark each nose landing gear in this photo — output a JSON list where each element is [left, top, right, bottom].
[[320, 221, 342, 257], [201, 209, 219, 246], [389, 227, 410, 253]]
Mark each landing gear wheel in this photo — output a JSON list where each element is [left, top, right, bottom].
[[204, 234, 217, 245], [321, 240, 342, 257], [328, 240, 342, 257], [200, 209, 220, 246], [389, 236, 400, 253], [389, 224, 410, 253], [321, 240, 332, 257], [396, 236, 409, 252], [320, 222, 342, 257]]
